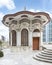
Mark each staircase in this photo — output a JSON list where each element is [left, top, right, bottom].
[[33, 49, 52, 63]]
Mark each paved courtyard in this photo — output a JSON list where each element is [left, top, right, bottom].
[[0, 47, 52, 65]]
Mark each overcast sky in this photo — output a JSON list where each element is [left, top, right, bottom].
[[0, 0, 52, 41]]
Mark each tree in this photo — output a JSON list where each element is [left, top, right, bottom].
[[0, 40, 4, 57], [0, 40, 2, 51]]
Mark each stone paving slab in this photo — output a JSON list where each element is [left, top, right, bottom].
[[0, 48, 52, 65]]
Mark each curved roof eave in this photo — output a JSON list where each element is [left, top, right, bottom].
[[2, 11, 51, 23]]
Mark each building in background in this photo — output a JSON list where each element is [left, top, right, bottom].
[[0, 35, 5, 42], [48, 20, 52, 43], [43, 26, 46, 42], [43, 19, 52, 44]]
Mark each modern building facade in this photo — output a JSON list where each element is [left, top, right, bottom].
[[43, 26, 46, 42], [2, 10, 50, 50], [43, 19, 52, 44]]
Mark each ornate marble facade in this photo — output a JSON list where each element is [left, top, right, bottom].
[[2, 11, 50, 50]]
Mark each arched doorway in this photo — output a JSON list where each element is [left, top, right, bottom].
[[33, 29, 40, 50], [21, 29, 28, 46], [12, 30, 16, 46]]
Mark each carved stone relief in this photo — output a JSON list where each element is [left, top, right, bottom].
[[32, 19, 42, 24], [12, 20, 17, 24], [19, 18, 30, 24], [9, 18, 44, 32]]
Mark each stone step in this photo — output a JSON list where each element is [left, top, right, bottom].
[[44, 49, 52, 53], [39, 53, 52, 57], [41, 51, 52, 55], [43, 51, 52, 53], [46, 49, 52, 51], [36, 54, 52, 60], [33, 49, 52, 63], [33, 56, 52, 63]]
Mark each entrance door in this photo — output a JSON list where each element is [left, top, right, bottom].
[[21, 29, 28, 46], [33, 37, 39, 50]]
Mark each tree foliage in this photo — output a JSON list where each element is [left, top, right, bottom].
[[0, 40, 2, 46]]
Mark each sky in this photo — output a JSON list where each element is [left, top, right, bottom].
[[0, 0, 52, 41]]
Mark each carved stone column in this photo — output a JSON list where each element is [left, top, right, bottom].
[[29, 31, 32, 47], [16, 27, 21, 46], [40, 28, 43, 50], [9, 28, 11, 46], [28, 23, 33, 47]]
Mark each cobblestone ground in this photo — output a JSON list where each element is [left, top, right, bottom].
[[0, 47, 52, 65]]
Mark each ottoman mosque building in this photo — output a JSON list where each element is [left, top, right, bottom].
[[2, 9, 50, 50]]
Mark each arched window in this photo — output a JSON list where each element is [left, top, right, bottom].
[[21, 29, 28, 46]]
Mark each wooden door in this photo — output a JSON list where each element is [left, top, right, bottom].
[[33, 37, 39, 50], [12, 30, 16, 46], [21, 29, 28, 46]]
